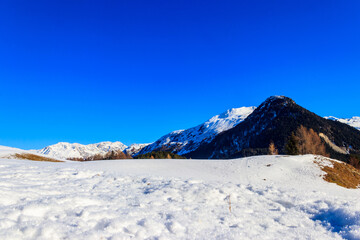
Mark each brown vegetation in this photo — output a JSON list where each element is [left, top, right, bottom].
[[68, 150, 132, 161], [314, 156, 360, 189], [296, 125, 329, 156], [285, 125, 329, 157], [268, 141, 278, 155], [11, 153, 63, 162]]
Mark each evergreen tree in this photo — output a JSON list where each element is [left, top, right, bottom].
[[285, 133, 299, 155], [135, 151, 186, 159]]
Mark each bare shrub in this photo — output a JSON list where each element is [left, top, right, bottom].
[[12, 153, 63, 162]]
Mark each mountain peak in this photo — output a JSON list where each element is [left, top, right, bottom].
[[263, 95, 295, 105], [217, 107, 256, 119], [255, 96, 296, 114]]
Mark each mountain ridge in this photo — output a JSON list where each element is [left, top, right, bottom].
[[34, 96, 359, 161], [36, 141, 128, 160], [137, 106, 256, 156]]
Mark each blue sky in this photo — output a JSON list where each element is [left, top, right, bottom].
[[0, 0, 359, 149]]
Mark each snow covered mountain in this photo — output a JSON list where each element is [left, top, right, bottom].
[[37, 141, 128, 160], [124, 143, 150, 156], [137, 106, 256, 156], [325, 116, 360, 131]]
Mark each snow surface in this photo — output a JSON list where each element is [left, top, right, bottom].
[[325, 116, 360, 131], [139, 106, 256, 155], [0, 145, 27, 157], [0, 151, 359, 239], [36, 141, 128, 160]]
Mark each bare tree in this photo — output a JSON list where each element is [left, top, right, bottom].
[[268, 141, 278, 155], [295, 125, 328, 157]]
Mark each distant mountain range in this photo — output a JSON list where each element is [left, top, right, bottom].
[[34, 107, 255, 160], [36, 142, 150, 160], [34, 96, 360, 161], [324, 116, 360, 131], [36, 142, 128, 160]]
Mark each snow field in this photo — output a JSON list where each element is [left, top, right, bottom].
[[0, 156, 359, 239]]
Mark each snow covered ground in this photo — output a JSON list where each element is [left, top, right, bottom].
[[0, 153, 359, 239]]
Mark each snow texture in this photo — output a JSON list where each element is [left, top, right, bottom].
[[139, 106, 256, 155], [0, 147, 359, 240], [325, 116, 360, 131]]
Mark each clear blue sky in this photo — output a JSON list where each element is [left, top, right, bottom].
[[1, 0, 359, 149]]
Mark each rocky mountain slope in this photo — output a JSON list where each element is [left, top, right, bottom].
[[137, 107, 256, 156], [188, 96, 360, 160], [124, 143, 150, 156]]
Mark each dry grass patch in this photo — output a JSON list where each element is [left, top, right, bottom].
[[315, 156, 360, 189], [11, 153, 63, 162]]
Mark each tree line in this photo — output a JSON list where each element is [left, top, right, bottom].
[[68, 150, 132, 161]]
